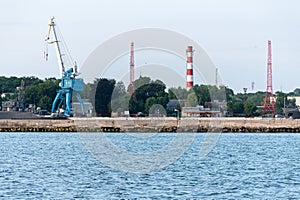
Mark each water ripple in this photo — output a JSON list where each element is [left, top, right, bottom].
[[0, 132, 299, 199]]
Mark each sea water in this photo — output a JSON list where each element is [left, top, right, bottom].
[[0, 132, 299, 199]]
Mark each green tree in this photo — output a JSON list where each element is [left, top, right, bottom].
[[207, 85, 227, 102], [233, 102, 244, 114], [0, 76, 42, 94], [187, 92, 198, 107], [132, 76, 151, 91], [293, 88, 300, 96], [38, 96, 53, 111], [94, 78, 116, 117], [110, 81, 130, 115], [24, 85, 39, 105], [275, 91, 286, 114], [111, 93, 131, 114], [287, 98, 296, 108], [23, 78, 59, 110], [244, 101, 257, 116], [246, 92, 265, 106], [129, 77, 168, 115], [113, 81, 126, 98], [224, 86, 234, 101], [192, 84, 211, 106], [145, 97, 157, 113], [168, 87, 188, 100], [227, 98, 244, 116]]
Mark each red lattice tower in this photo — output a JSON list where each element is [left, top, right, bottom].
[[129, 42, 135, 97], [263, 40, 276, 116]]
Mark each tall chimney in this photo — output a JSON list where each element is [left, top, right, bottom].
[[186, 46, 194, 91]]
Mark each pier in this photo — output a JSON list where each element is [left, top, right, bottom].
[[0, 118, 300, 133]]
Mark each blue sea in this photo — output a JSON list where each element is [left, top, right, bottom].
[[0, 132, 299, 199]]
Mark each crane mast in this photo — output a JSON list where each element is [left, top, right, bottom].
[[44, 16, 85, 117]]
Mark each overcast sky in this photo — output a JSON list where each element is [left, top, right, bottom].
[[0, 0, 299, 93]]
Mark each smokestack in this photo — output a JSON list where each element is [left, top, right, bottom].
[[186, 46, 194, 91]]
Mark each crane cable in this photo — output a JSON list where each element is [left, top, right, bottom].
[[55, 20, 74, 68], [43, 18, 77, 73]]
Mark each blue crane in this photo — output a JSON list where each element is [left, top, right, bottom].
[[45, 16, 85, 117]]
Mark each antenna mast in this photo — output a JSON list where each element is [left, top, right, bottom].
[[129, 42, 135, 96], [263, 40, 276, 116]]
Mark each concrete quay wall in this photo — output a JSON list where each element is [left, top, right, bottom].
[[0, 118, 300, 132], [0, 119, 75, 132]]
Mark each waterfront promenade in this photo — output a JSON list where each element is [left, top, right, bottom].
[[0, 117, 299, 132]]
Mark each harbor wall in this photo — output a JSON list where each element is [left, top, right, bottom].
[[1, 118, 300, 132]]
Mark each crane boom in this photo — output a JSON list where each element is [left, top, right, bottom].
[[45, 16, 65, 77]]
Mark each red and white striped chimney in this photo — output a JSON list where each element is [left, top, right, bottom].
[[186, 46, 194, 91]]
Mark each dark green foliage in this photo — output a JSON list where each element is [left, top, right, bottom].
[[113, 81, 126, 97], [288, 98, 296, 108], [111, 93, 131, 114], [168, 86, 188, 100], [275, 91, 295, 114], [94, 78, 116, 117], [2, 75, 300, 118], [0, 76, 59, 110], [275, 91, 285, 115], [187, 92, 198, 107], [249, 92, 265, 104], [227, 100, 244, 115], [293, 88, 300, 96], [38, 96, 53, 111], [192, 84, 211, 106], [111, 81, 130, 114], [23, 86, 38, 105], [129, 77, 169, 115], [131, 76, 151, 91], [207, 85, 225, 102], [0, 76, 21, 93], [0, 76, 42, 93], [224, 86, 234, 101], [244, 101, 257, 116], [23, 78, 60, 110]]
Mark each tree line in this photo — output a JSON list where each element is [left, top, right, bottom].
[[0, 76, 298, 117]]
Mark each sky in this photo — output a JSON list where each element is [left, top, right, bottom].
[[0, 0, 299, 93]]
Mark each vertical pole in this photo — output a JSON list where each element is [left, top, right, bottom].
[[129, 42, 135, 97]]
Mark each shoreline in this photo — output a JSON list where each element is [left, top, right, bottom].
[[0, 117, 300, 133]]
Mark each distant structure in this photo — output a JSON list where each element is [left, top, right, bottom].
[[263, 40, 276, 116], [243, 87, 248, 113], [186, 46, 194, 91], [182, 106, 220, 117], [129, 42, 135, 96], [251, 81, 255, 91]]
